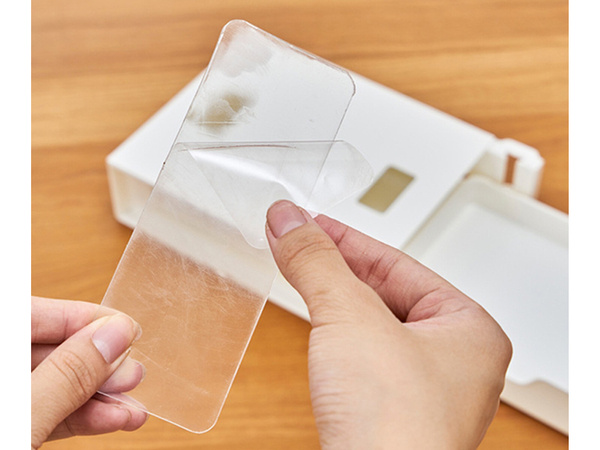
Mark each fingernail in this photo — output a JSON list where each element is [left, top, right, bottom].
[[267, 200, 307, 238], [92, 315, 140, 364]]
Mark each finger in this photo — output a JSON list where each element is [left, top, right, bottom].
[[31, 296, 118, 344], [32, 345, 145, 392], [31, 313, 141, 449], [90, 393, 147, 432], [31, 344, 57, 370], [47, 394, 147, 441], [99, 357, 146, 393], [266, 200, 393, 326], [314, 214, 459, 321], [32, 346, 145, 394]]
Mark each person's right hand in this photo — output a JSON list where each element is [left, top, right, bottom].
[[266, 200, 512, 450]]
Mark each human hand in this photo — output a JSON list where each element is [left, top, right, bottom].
[[31, 297, 147, 449], [266, 201, 512, 450]]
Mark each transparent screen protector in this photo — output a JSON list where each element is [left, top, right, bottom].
[[98, 20, 373, 433]]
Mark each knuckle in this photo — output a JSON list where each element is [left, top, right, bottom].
[[481, 316, 513, 369], [279, 231, 338, 273], [478, 320, 513, 390], [47, 349, 99, 404], [498, 330, 513, 369]]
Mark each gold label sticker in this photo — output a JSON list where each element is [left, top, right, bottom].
[[359, 166, 414, 212]]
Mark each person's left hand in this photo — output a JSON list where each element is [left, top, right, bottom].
[[31, 297, 147, 449]]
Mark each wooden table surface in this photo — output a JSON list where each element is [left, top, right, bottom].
[[32, 0, 568, 448]]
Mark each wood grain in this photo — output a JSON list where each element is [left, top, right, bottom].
[[32, 0, 568, 448]]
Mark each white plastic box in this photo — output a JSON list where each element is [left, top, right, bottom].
[[106, 66, 568, 433]]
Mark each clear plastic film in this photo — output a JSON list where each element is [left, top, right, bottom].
[[176, 20, 356, 144], [97, 20, 373, 433]]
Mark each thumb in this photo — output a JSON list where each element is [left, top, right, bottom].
[[266, 200, 380, 325], [31, 313, 141, 448]]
